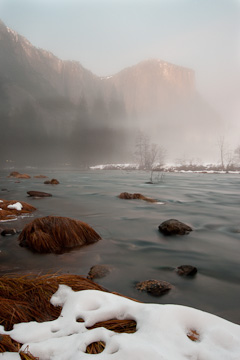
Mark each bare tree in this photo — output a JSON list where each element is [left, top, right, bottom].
[[134, 131, 166, 181], [217, 135, 226, 170], [234, 145, 240, 163]]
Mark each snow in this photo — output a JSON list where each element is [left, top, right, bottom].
[[7, 202, 23, 211], [0, 285, 239, 360], [0, 200, 3, 203], [90, 163, 138, 170]]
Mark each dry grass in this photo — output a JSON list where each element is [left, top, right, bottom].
[[18, 216, 101, 253], [0, 200, 36, 221], [0, 274, 138, 357]]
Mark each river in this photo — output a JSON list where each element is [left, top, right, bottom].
[[0, 169, 239, 324]]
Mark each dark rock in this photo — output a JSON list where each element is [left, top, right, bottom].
[[44, 179, 60, 185], [87, 264, 112, 280], [27, 191, 52, 198], [1, 228, 17, 236], [176, 265, 198, 276], [118, 192, 156, 203], [135, 279, 172, 296], [1, 189, 9, 192], [158, 219, 192, 235]]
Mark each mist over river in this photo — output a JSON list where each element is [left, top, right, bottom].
[[0, 169, 239, 324]]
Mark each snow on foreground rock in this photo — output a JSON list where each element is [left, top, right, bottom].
[[0, 286, 240, 360], [7, 202, 23, 211]]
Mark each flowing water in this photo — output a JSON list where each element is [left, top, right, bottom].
[[0, 169, 239, 324]]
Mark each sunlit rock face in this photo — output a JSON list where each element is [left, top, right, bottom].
[[102, 59, 195, 116], [0, 19, 100, 106]]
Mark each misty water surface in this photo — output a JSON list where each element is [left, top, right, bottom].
[[0, 169, 239, 324]]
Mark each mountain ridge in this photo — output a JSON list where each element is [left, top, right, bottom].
[[0, 19, 220, 166]]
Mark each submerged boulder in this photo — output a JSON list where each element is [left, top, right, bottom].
[[118, 192, 157, 203], [18, 216, 101, 254], [135, 279, 172, 296], [0, 200, 36, 221], [176, 265, 198, 276], [158, 219, 192, 235], [87, 265, 112, 280], [1, 228, 17, 236], [27, 191, 52, 198], [44, 179, 59, 185]]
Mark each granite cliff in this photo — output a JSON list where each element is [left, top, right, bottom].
[[0, 20, 220, 166]]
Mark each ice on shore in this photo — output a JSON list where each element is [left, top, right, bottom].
[[7, 202, 23, 211], [0, 286, 239, 359]]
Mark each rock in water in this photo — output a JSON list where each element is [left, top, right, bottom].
[[1, 228, 17, 236], [176, 265, 198, 276], [158, 219, 192, 235], [18, 216, 101, 253], [118, 192, 157, 203], [87, 265, 112, 280], [8, 172, 31, 179], [135, 279, 172, 296], [44, 179, 59, 185], [27, 191, 52, 198]]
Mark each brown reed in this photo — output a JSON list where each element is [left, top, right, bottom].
[[18, 216, 101, 253], [0, 274, 137, 356], [0, 200, 36, 221]]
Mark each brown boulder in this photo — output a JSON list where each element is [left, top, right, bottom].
[[135, 279, 172, 296], [44, 179, 59, 185], [18, 216, 101, 253], [118, 192, 156, 203], [27, 191, 52, 198], [87, 265, 112, 280], [8, 172, 31, 179], [158, 219, 192, 235]]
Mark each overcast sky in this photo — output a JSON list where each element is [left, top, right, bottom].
[[0, 0, 240, 145]]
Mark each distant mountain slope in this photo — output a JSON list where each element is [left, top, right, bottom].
[[0, 20, 221, 166], [102, 59, 195, 116]]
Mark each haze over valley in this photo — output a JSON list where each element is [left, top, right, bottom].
[[0, 0, 239, 168]]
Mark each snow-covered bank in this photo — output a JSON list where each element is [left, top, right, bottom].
[[0, 286, 239, 360], [90, 163, 240, 173], [90, 163, 138, 170]]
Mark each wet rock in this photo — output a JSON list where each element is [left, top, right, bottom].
[[118, 192, 156, 203], [176, 265, 198, 276], [1, 228, 17, 236], [44, 179, 60, 185], [8, 172, 31, 179], [27, 191, 52, 198], [135, 279, 172, 296], [1, 189, 9, 192], [158, 219, 192, 235], [87, 264, 112, 280], [18, 215, 101, 253]]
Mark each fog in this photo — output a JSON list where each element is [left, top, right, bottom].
[[0, 0, 239, 167]]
